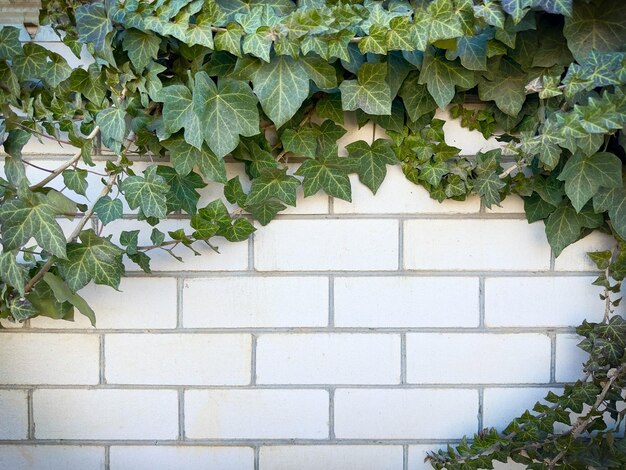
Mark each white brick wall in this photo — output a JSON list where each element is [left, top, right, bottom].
[[0, 26, 614, 469]]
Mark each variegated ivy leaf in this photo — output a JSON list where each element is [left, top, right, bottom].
[[93, 196, 123, 225], [155, 84, 204, 150], [162, 135, 227, 183], [59, 229, 125, 291], [340, 63, 391, 115], [545, 203, 603, 256], [123, 29, 161, 70], [76, 2, 113, 52], [295, 157, 352, 201], [245, 167, 300, 206], [95, 106, 127, 154], [345, 139, 397, 194], [557, 151, 622, 213], [120, 165, 170, 219], [193, 72, 260, 158], [418, 48, 475, 109], [62, 169, 88, 196], [0, 27, 21, 61], [0, 251, 28, 297]]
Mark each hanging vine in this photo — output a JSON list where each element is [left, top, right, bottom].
[[0, 0, 625, 466]]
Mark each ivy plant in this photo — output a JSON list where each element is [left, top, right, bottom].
[[0, 0, 625, 466]]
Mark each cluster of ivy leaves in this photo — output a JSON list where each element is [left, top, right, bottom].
[[0, 0, 624, 351], [0, 0, 625, 466]]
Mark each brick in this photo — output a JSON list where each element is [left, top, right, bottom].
[[182, 277, 328, 328], [254, 220, 399, 271], [0, 446, 105, 470], [0, 390, 28, 439], [105, 334, 251, 385], [485, 277, 605, 327], [102, 219, 248, 272], [335, 114, 374, 155], [0, 334, 99, 385], [110, 446, 254, 470], [256, 334, 401, 384], [185, 389, 328, 439], [483, 387, 560, 430], [555, 334, 589, 383], [334, 389, 478, 439], [30, 277, 178, 330], [333, 167, 480, 214], [435, 108, 503, 156], [334, 276, 479, 327], [406, 333, 551, 384], [555, 231, 617, 271], [34, 389, 178, 439], [260, 445, 403, 470], [403, 220, 551, 271]]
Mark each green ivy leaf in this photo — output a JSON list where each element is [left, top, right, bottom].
[[224, 176, 248, 207], [474, 171, 506, 208], [0, 27, 22, 61], [193, 72, 259, 157], [10, 298, 38, 321], [95, 106, 126, 154], [121, 165, 170, 219], [295, 157, 352, 201], [399, 72, 438, 122], [43, 272, 96, 326], [62, 169, 88, 196], [123, 29, 161, 70], [246, 167, 300, 206], [155, 84, 203, 150], [473, 2, 505, 29], [45, 53, 72, 87], [69, 66, 107, 105], [13, 43, 48, 81], [501, 0, 533, 24], [59, 229, 124, 291], [340, 63, 392, 115], [478, 58, 526, 117], [418, 48, 475, 109], [557, 151, 622, 212], [428, 0, 466, 42], [0, 251, 28, 297], [545, 204, 583, 256], [163, 135, 227, 183], [251, 56, 310, 128], [345, 139, 397, 194], [76, 2, 113, 52], [563, 0, 626, 62], [214, 23, 244, 57], [282, 127, 319, 158], [246, 200, 286, 225], [156, 166, 205, 215], [93, 196, 123, 225], [524, 194, 557, 223], [0, 195, 67, 258]]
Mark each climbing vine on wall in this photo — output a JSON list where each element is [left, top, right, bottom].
[[0, 0, 625, 466]]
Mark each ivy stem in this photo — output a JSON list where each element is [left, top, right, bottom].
[[13, 122, 74, 146], [29, 126, 100, 191], [22, 151, 121, 296]]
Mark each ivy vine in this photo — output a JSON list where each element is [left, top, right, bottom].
[[0, 0, 625, 466]]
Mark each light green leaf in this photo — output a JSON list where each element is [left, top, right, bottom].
[[10, 298, 37, 321], [69, 66, 107, 105], [295, 157, 352, 201], [340, 63, 392, 115], [43, 272, 96, 327], [473, 2, 505, 28], [59, 229, 124, 291], [251, 56, 310, 128], [246, 201, 286, 225], [474, 171, 506, 208], [93, 196, 123, 225], [121, 165, 170, 219], [221, 218, 256, 242], [95, 107, 126, 154], [545, 204, 584, 256], [419, 48, 475, 109], [418, 159, 449, 186], [214, 23, 243, 57], [345, 139, 397, 194], [193, 72, 260, 157], [282, 127, 319, 158], [163, 135, 227, 183], [123, 29, 161, 70], [186, 14, 215, 49], [557, 151, 623, 212], [0, 195, 67, 258], [428, 0, 465, 42], [246, 167, 300, 206]]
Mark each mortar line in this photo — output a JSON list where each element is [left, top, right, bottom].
[[329, 388, 335, 440], [479, 200, 486, 214], [478, 277, 485, 329], [248, 234, 255, 271], [176, 388, 184, 441], [99, 335, 106, 385], [328, 276, 335, 328], [328, 196, 334, 214], [251, 335, 258, 386], [398, 219, 404, 271], [121, 270, 598, 279], [550, 249, 556, 271], [0, 326, 579, 335], [254, 446, 260, 470], [477, 388, 484, 432], [27, 389, 35, 440], [176, 278, 184, 329], [400, 333, 407, 385], [403, 444, 409, 470], [550, 332, 557, 383], [104, 446, 110, 470]]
